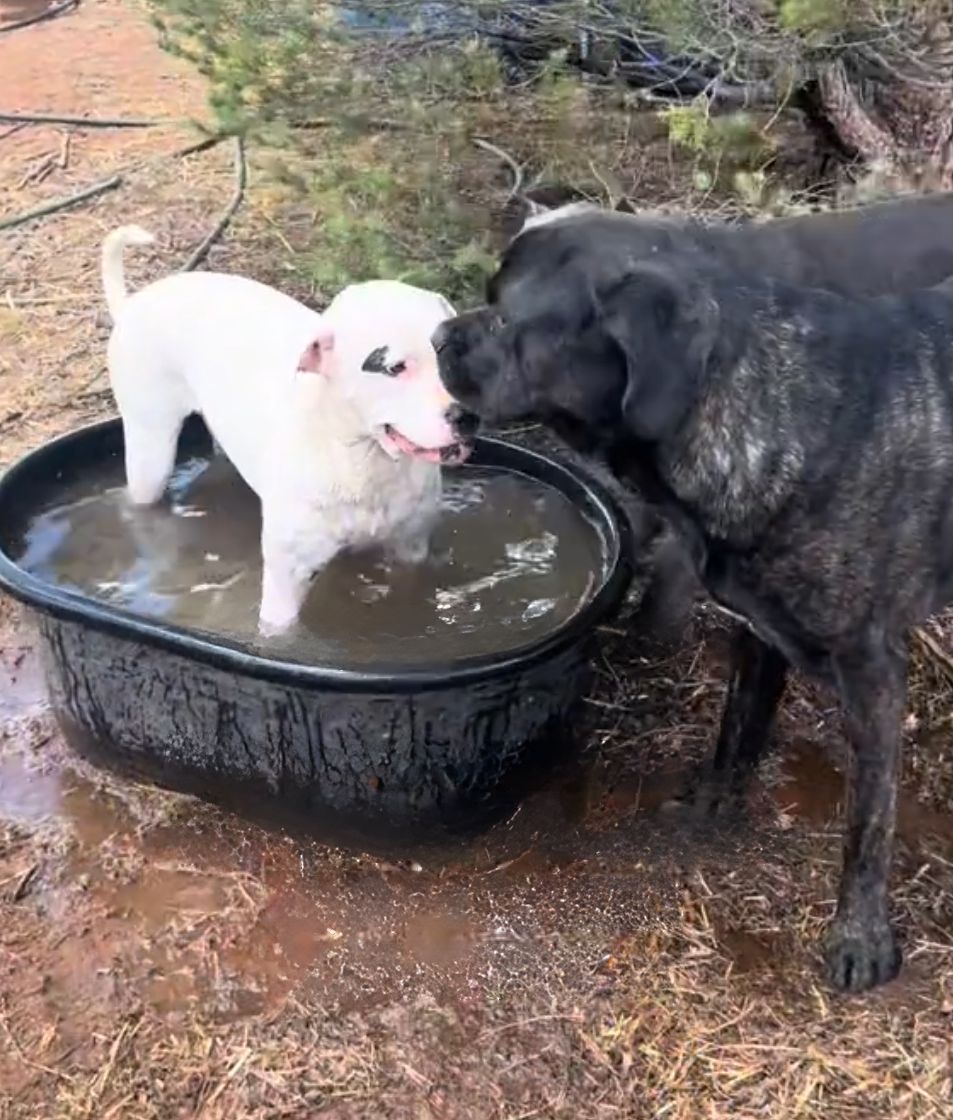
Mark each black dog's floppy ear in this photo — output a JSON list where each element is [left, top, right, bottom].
[[598, 264, 717, 442]]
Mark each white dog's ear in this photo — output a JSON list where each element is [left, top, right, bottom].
[[297, 327, 335, 374]]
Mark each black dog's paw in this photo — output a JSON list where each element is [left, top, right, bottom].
[[647, 772, 749, 833], [649, 765, 751, 826], [630, 576, 693, 640], [684, 767, 750, 825], [824, 917, 901, 993]]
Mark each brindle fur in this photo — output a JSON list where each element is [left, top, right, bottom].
[[493, 196, 953, 634], [434, 234, 953, 992]]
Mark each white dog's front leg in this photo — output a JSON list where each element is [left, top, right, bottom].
[[389, 529, 432, 566], [394, 504, 443, 566], [259, 517, 339, 636], [258, 564, 310, 636], [387, 483, 441, 567]]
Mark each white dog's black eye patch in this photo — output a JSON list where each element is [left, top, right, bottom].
[[362, 347, 406, 376]]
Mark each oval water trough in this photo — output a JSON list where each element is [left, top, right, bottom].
[[0, 417, 632, 847]]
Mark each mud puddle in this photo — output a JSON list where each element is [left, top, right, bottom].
[[771, 739, 953, 856], [0, 619, 658, 1019], [0, 737, 669, 1021]]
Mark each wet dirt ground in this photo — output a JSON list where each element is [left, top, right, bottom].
[[3, 595, 953, 1109], [0, 615, 825, 1016], [3, 489, 952, 1089], [2, 603, 684, 1026]]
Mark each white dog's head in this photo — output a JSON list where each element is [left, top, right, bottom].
[[297, 280, 475, 465]]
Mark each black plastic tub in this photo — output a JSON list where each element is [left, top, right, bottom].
[[0, 417, 632, 848]]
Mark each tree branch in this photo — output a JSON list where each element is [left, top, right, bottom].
[[181, 136, 247, 271], [0, 0, 79, 35], [0, 173, 123, 232]]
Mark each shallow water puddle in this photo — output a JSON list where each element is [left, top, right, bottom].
[[0, 755, 61, 824], [0, 730, 580, 1020], [0, 751, 487, 1017], [770, 741, 845, 824], [0, 638, 46, 720]]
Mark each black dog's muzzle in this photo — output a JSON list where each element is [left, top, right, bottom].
[[445, 402, 480, 439]]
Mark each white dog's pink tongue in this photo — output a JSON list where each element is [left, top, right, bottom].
[[388, 428, 444, 463]]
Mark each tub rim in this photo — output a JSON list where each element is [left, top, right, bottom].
[[0, 417, 633, 693]]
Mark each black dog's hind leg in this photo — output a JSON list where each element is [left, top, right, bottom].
[[825, 639, 904, 992], [694, 625, 788, 814]]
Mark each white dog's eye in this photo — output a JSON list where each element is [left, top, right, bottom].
[[361, 347, 406, 377]]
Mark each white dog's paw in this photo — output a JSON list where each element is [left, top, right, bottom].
[[257, 613, 295, 639], [258, 579, 306, 637]]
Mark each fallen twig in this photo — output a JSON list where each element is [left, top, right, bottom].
[[170, 133, 226, 160], [0, 132, 220, 236], [292, 115, 407, 131], [473, 136, 524, 201], [0, 173, 123, 232], [16, 153, 56, 189], [0, 0, 79, 35], [0, 110, 163, 128], [913, 626, 953, 684], [58, 132, 71, 169], [71, 364, 107, 401], [182, 136, 247, 271], [11, 864, 38, 903], [0, 121, 28, 141]]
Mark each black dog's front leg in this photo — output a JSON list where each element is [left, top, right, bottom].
[[633, 524, 701, 643], [695, 625, 788, 813], [825, 641, 904, 992]]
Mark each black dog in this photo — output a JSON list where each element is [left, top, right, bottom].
[[513, 193, 953, 298], [434, 236, 953, 992], [501, 197, 953, 635]]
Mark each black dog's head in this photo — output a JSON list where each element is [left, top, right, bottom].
[[434, 218, 722, 453]]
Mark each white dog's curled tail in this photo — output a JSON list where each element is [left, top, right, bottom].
[[101, 224, 155, 320]]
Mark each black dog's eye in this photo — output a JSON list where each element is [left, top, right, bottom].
[[361, 347, 405, 376]]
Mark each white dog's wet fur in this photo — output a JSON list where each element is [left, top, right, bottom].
[[102, 225, 471, 635]]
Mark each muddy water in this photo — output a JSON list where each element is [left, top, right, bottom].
[[12, 454, 605, 666]]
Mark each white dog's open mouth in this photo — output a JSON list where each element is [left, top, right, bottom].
[[382, 425, 472, 466]]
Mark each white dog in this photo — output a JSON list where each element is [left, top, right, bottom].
[[102, 225, 472, 634]]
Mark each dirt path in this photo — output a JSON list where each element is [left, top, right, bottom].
[[1, 4, 953, 1119], [0, 0, 284, 467]]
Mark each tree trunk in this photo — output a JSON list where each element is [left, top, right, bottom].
[[817, 51, 953, 190]]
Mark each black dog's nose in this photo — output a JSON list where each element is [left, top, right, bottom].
[[446, 403, 479, 438], [431, 320, 451, 353]]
